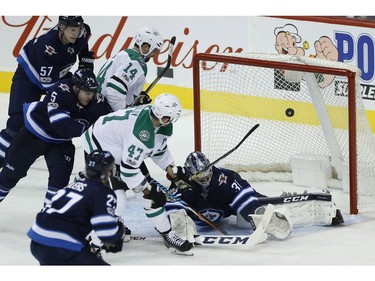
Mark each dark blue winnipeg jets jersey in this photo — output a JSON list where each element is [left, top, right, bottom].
[[27, 178, 123, 251], [166, 166, 259, 226], [17, 23, 91, 90], [23, 78, 92, 143]]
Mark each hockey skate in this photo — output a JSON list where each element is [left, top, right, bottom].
[[74, 171, 87, 182], [123, 226, 132, 242], [331, 209, 344, 226], [158, 229, 194, 256]]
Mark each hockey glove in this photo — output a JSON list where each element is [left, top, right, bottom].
[[102, 217, 126, 253], [110, 165, 130, 191], [78, 51, 95, 70], [167, 166, 193, 190], [132, 91, 152, 106], [102, 240, 123, 253], [144, 181, 167, 208], [76, 119, 90, 131], [85, 236, 104, 259]]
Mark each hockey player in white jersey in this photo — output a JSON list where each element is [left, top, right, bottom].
[[96, 26, 164, 111], [80, 93, 194, 255]]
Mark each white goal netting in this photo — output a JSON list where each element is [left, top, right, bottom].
[[194, 53, 375, 214]]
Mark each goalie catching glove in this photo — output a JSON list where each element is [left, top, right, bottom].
[[167, 166, 194, 189]]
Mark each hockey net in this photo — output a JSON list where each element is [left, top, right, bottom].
[[192, 52, 375, 214]]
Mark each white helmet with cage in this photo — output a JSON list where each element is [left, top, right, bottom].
[[134, 26, 164, 57], [151, 93, 182, 126]]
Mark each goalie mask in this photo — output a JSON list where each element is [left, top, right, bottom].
[[151, 93, 182, 126], [184, 151, 213, 191], [134, 26, 164, 58]]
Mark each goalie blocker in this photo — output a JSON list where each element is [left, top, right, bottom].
[[238, 190, 344, 229]]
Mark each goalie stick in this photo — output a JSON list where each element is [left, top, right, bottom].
[[130, 204, 280, 247], [258, 191, 332, 205], [191, 123, 260, 181], [130, 233, 267, 247]]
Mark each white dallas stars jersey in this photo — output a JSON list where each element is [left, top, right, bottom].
[[97, 49, 147, 111], [81, 105, 174, 189]]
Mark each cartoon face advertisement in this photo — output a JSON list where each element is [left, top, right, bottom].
[[252, 17, 375, 110]]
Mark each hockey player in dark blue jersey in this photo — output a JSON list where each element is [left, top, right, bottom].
[[165, 151, 344, 232], [27, 150, 126, 265], [0, 16, 95, 167], [0, 69, 108, 206]]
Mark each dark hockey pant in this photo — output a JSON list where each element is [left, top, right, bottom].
[[0, 66, 44, 167], [30, 240, 110, 266], [0, 127, 75, 203]]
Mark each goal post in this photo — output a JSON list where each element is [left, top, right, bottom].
[[192, 52, 375, 215]]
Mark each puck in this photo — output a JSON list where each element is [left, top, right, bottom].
[[285, 108, 294, 117]]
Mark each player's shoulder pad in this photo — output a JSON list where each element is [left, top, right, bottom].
[[125, 49, 147, 75], [155, 123, 173, 137], [132, 106, 155, 148], [83, 23, 92, 36]]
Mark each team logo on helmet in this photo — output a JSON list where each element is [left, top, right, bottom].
[[139, 130, 150, 142]]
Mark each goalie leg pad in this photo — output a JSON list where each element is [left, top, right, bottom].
[[238, 199, 342, 228], [250, 204, 293, 240], [275, 200, 339, 226], [169, 209, 197, 244]]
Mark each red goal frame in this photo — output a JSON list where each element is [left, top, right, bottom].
[[193, 52, 359, 214]]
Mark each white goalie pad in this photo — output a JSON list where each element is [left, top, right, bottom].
[[169, 209, 197, 243], [276, 200, 337, 227], [250, 204, 293, 240], [238, 199, 338, 229]]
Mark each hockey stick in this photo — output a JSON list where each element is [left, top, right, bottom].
[[144, 36, 176, 95], [130, 204, 278, 247], [191, 124, 260, 181]]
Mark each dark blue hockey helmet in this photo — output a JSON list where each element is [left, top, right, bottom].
[[85, 150, 115, 181], [184, 151, 213, 189], [72, 69, 98, 92], [58, 16, 84, 28]]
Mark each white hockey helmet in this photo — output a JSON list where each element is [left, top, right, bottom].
[[151, 93, 182, 126], [134, 26, 164, 57]]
